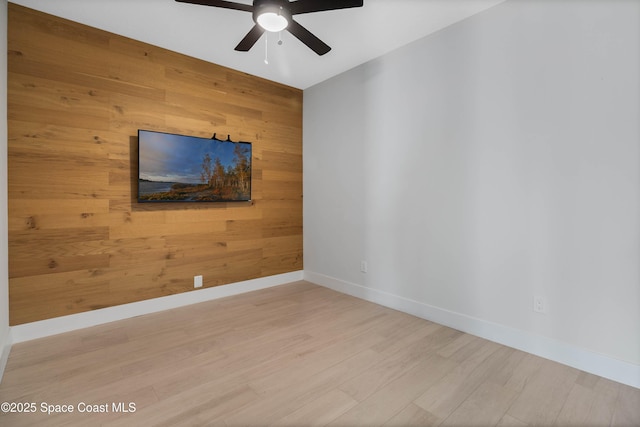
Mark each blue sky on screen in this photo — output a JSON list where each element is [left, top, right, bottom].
[[139, 131, 242, 183]]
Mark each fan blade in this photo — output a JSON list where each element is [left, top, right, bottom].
[[174, 0, 253, 12], [287, 19, 331, 56], [235, 24, 266, 51], [290, 0, 363, 15]]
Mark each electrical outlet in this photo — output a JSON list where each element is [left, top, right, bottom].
[[360, 261, 368, 273], [194, 275, 203, 288], [533, 296, 546, 313]]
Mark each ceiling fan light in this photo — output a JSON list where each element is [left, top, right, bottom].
[[257, 11, 288, 32]]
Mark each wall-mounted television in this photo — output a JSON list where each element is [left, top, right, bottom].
[[138, 130, 252, 202]]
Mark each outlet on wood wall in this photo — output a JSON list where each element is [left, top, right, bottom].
[[7, 4, 303, 325]]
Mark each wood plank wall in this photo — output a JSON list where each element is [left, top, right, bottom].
[[7, 4, 303, 325]]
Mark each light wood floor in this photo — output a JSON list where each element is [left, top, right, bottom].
[[0, 281, 638, 426]]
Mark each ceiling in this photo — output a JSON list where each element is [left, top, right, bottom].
[[10, 0, 506, 89]]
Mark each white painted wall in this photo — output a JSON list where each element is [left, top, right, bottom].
[[304, 0, 640, 386], [1, 0, 11, 380]]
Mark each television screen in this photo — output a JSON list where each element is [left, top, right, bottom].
[[138, 130, 252, 202]]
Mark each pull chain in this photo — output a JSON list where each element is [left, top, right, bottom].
[[264, 32, 269, 65]]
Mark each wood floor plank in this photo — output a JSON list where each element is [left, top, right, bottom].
[[440, 381, 518, 426], [554, 378, 619, 426], [611, 383, 640, 427], [338, 325, 458, 402], [222, 349, 386, 426], [328, 354, 458, 426], [383, 403, 440, 426], [0, 281, 637, 427], [506, 358, 581, 425], [413, 341, 510, 419], [496, 414, 528, 426], [272, 389, 358, 426]]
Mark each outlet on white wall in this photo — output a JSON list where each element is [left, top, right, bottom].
[[360, 261, 368, 273], [533, 296, 546, 314]]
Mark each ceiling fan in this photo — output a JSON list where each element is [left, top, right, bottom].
[[175, 0, 364, 56]]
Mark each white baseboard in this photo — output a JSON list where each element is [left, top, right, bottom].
[[10, 271, 303, 344], [0, 329, 11, 383], [304, 270, 640, 390]]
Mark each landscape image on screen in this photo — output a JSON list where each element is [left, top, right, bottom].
[[138, 130, 251, 202]]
